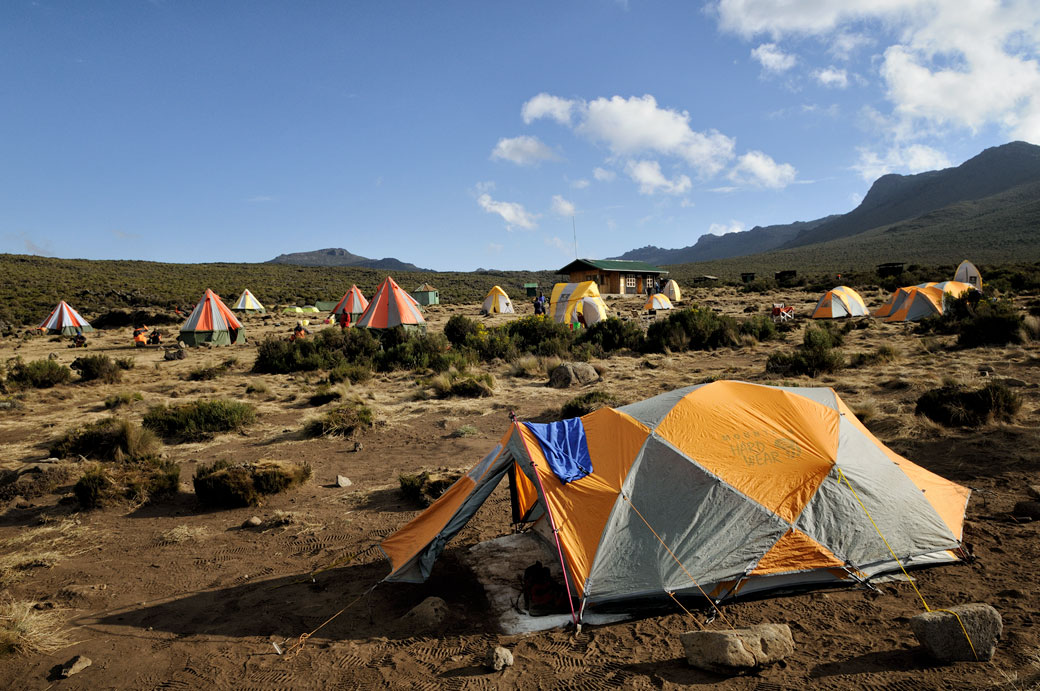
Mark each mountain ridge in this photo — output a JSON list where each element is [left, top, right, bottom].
[[267, 248, 429, 271]]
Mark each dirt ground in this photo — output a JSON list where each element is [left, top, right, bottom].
[[2, 285, 1039, 690]]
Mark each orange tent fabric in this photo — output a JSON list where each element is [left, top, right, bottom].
[[355, 276, 426, 330]]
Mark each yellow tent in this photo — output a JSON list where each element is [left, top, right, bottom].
[[811, 286, 868, 319], [481, 286, 515, 314], [661, 279, 681, 302], [643, 293, 673, 311], [549, 282, 608, 326]]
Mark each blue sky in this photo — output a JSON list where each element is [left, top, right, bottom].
[[3, 1, 1039, 271]]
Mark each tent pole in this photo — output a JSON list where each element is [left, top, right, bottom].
[[512, 420, 580, 628]]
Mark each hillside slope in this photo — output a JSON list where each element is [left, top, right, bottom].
[[267, 247, 429, 271]]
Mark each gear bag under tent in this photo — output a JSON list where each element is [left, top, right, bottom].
[[380, 381, 969, 621]]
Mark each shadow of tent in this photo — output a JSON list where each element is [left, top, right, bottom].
[[80, 553, 491, 644], [809, 647, 940, 679]]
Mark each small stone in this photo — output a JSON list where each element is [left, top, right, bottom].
[[48, 352, 59, 360], [1028, 484, 1040, 500], [243, 516, 263, 528], [549, 362, 600, 389], [484, 645, 514, 671], [60, 655, 92, 678], [400, 596, 449, 632], [680, 623, 794, 673], [910, 602, 1002, 662], [1012, 501, 1040, 520], [336, 475, 352, 488], [1000, 378, 1028, 388]]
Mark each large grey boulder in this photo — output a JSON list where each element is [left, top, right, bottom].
[[400, 596, 449, 632], [549, 362, 599, 389], [680, 623, 794, 673], [910, 603, 1002, 662]]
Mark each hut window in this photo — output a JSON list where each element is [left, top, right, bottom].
[[626, 276, 636, 289]]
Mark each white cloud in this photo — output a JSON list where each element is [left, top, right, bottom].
[[474, 180, 496, 193], [551, 195, 576, 217], [829, 31, 873, 60], [852, 144, 952, 181], [578, 94, 735, 176], [546, 235, 576, 257], [570, 178, 590, 189], [487, 242, 503, 253], [727, 150, 797, 188], [522, 93, 577, 125], [814, 66, 849, 88], [625, 160, 692, 195], [490, 135, 558, 166], [751, 43, 796, 72], [714, 0, 1040, 144], [709, 220, 746, 235], [477, 193, 539, 229], [593, 166, 616, 182]]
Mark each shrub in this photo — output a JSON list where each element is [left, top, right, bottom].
[[915, 382, 1021, 427], [575, 317, 644, 353], [304, 401, 374, 438], [560, 390, 621, 418], [451, 425, 479, 438], [377, 332, 456, 372], [428, 371, 495, 398], [328, 362, 372, 384], [738, 315, 778, 343], [849, 345, 898, 368], [73, 465, 111, 509], [444, 314, 483, 348], [50, 417, 158, 462], [91, 309, 180, 329], [244, 382, 268, 395], [143, 399, 256, 441], [502, 315, 573, 357], [104, 391, 143, 409], [75, 458, 181, 509], [765, 325, 846, 377], [6, 358, 71, 389], [114, 357, 136, 370], [398, 470, 462, 507], [193, 459, 311, 508], [917, 294, 1024, 347], [644, 307, 740, 353], [70, 355, 122, 384]]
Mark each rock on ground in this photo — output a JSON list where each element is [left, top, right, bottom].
[[60, 655, 92, 678], [1012, 501, 1040, 520], [680, 623, 794, 673], [400, 596, 449, 632], [484, 645, 514, 671], [242, 516, 263, 528], [910, 603, 1002, 662], [549, 362, 600, 389], [336, 475, 352, 488]]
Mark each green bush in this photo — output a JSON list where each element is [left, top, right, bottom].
[[328, 362, 372, 385], [503, 315, 574, 357], [50, 417, 158, 462], [738, 315, 778, 342], [849, 345, 898, 368], [104, 391, 143, 409], [187, 358, 237, 381], [7, 358, 71, 389], [644, 306, 740, 353], [915, 382, 1021, 427], [428, 371, 495, 398], [304, 401, 374, 438], [114, 357, 136, 370], [74, 466, 111, 509], [765, 325, 846, 377], [377, 332, 457, 372], [143, 399, 256, 441], [917, 293, 1024, 347], [560, 390, 621, 418], [70, 355, 122, 383], [193, 459, 311, 508], [73, 458, 179, 509], [398, 470, 461, 507], [444, 314, 483, 348], [576, 317, 644, 353]]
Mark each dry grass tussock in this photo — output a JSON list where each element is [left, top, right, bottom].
[[0, 519, 88, 589], [158, 525, 209, 545], [0, 600, 73, 656]]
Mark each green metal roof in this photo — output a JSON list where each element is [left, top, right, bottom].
[[558, 258, 668, 274], [523, 282, 538, 288]]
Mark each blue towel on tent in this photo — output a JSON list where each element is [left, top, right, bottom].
[[523, 419, 592, 484]]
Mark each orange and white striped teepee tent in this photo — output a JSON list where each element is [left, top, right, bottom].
[[355, 277, 426, 332], [332, 285, 369, 324], [180, 289, 245, 346], [39, 301, 93, 335]]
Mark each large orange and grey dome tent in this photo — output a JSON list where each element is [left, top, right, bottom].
[[180, 289, 244, 346], [39, 301, 93, 335], [355, 276, 426, 332], [381, 381, 969, 619], [811, 286, 868, 319]]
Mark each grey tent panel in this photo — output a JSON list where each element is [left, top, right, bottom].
[[618, 385, 703, 430], [795, 418, 958, 569], [776, 386, 838, 410], [584, 435, 786, 603]]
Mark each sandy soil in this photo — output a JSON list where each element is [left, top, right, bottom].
[[2, 286, 1039, 690]]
